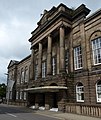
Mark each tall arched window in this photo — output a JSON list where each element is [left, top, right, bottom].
[[76, 82, 84, 102], [24, 67, 28, 83], [21, 68, 24, 84], [96, 80, 101, 102]]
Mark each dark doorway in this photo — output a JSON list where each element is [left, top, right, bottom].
[[39, 93, 45, 106], [52, 93, 58, 108], [28, 93, 35, 106]]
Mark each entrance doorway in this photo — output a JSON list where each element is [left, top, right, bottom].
[[39, 93, 45, 107], [52, 93, 58, 108], [28, 93, 35, 106]]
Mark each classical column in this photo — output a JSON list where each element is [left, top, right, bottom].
[[59, 25, 65, 73], [47, 34, 52, 75], [38, 42, 42, 78], [29, 48, 34, 80]]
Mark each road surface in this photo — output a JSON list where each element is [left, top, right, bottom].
[[0, 104, 60, 120]]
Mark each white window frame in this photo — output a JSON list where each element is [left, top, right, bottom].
[[74, 46, 83, 70], [96, 81, 101, 102], [16, 91, 19, 100], [21, 70, 24, 84], [42, 61, 46, 78], [23, 92, 27, 100], [76, 83, 84, 102], [92, 38, 101, 65], [20, 91, 22, 100], [52, 57, 56, 75]]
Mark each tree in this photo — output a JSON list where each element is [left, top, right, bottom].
[[0, 83, 7, 101]]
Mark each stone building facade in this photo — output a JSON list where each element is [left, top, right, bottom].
[[7, 3, 101, 117]]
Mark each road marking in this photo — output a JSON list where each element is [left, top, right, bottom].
[[5, 112, 17, 117]]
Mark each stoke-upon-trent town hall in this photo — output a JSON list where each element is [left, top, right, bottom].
[[7, 3, 101, 117]]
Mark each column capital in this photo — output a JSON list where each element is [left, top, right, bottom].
[[60, 23, 65, 28]]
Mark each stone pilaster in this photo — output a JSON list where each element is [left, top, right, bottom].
[[47, 34, 52, 75], [59, 25, 65, 73], [29, 48, 34, 80], [38, 42, 42, 78]]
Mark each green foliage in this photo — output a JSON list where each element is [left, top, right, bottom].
[[0, 83, 7, 99]]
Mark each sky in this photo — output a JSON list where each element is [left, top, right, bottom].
[[0, 0, 101, 84]]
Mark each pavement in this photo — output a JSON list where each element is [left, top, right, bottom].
[[35, 110, 101, 120]]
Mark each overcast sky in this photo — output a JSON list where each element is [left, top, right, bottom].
[[0, 0, 101, 84]]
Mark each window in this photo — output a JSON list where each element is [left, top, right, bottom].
[[21, 69, 24, 84], [16, 91, 19, 100], [35, 64, 38, 80], [9, 91, 12, 100], [42, 61, 46, 78], [25, 68, 28, 83], [76, 83, 84, 102], [65, 50, 69, 73], [74, 46, 83, 70], [92, 38, 101, 65], [20, 91, 22, 100], [17, 72, 20, 84], [52, 57, 56, 75], [96, 80, 101, 102], [23, 92, 27, 100]]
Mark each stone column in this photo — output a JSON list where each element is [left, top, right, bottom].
[[59, 25, 65, 73], [38, 42, 42, 78], [47, 34, 52, 75], [29, 48, 34, 80]]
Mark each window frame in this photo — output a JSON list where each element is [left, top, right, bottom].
[[16, 91, 19, 100], [65, 49, 69, 73], [21, 69, 24, 84], [76, 83, 84, 102], [35, 64, 38, 80], [96, 80, 101, 103], [52, 56, 57, 75], [23, 92, 27, 100], [92, 37, 101, 65], [24, 67, 28, 83], [42, 61, 46, 78], [20, 91, 22, 100], [74, 46, 83, 70]]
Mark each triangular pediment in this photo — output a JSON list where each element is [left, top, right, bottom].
[[8, 60, 19, 68]]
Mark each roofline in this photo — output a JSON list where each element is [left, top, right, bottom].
[[85, 8, 101, 23]]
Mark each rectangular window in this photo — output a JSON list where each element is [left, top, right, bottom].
[[92, 38, 101, 65], [20, 91, 22, 100], [25, 69, 28, 83], [17, 72, 20, 84], [42, 61, 46, 78], [9, 91, 12, 100], [16, 91, 19, 100], [21, 70, 24, 84], [74, 46, 83, 70], [23, 92, 27, 100], [52, 57, 56, 75], [35, 64, 38, 80], [65, 50, 69, 73], [76, 86, 84, 102]]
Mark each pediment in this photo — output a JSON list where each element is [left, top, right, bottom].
[[8, 60, 19, 68]]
